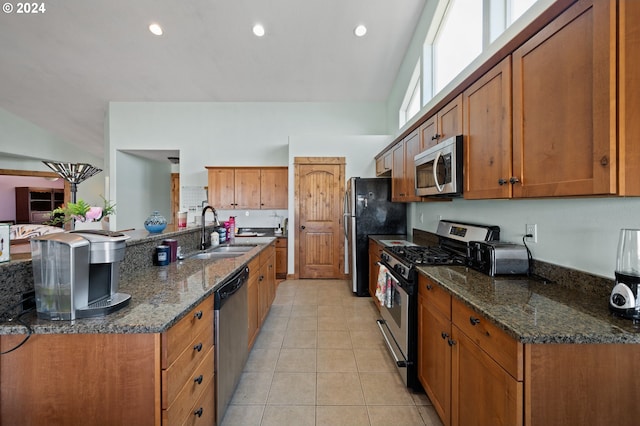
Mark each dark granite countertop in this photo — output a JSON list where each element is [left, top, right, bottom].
[[418, 265, 640, 344], [0, 236, 275, 336]]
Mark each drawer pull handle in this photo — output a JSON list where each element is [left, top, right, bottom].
[[469, 316, 480, 326], [194, 342, 203, 352], [194, 311, 203, 320], [194, 374, 203, 385], [194, 407, 204, 418], [441, 332, 449, 340]]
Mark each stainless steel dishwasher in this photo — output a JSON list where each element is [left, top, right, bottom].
[[214, 266, 249, 425]]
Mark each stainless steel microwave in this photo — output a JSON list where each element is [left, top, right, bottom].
[[414, 135, 463, 197]]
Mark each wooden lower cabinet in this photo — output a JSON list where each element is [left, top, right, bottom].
[[258, 242, 276, 325], [525, 344, 640, 426], [451, 326, 522, 426], [0, 333, 160, 425], [248, 242, 277, 350], [417, 284, 452, 424], [418, 275, 522, 426], [275, 237, 287, 280], [0, 296, 215, 426], [247, 256, 261, 349]]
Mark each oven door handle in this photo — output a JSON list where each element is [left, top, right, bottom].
[[376, 319, 407, 368]]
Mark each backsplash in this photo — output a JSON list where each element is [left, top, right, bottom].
[[412, 228, 615, 300]]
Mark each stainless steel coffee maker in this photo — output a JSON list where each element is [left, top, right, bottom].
[[609, 229, 640, 321], [31, 230, 130, 320]]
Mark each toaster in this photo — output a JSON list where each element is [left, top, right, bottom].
[[469, 241, 529, 276]]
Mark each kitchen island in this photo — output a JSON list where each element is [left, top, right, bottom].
[[0, 226, 276, 426]]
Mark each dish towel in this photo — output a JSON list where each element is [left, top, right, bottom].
[[375, 264, 393, 308]]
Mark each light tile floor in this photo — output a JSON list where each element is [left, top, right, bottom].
[[221, 279, 444, 426]]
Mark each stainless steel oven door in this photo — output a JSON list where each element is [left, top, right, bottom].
[[376, 270, 410, 385]]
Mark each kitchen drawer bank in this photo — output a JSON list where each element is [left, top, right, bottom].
[[0, 236, 275, 426], [417, 265, 640, 426]]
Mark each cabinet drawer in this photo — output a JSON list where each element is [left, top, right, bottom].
[[418, 275, 451, 320], [162, 296, 214, 368], [163, 347, 214, 424], [162, 325, 214, 407], [275, 237, 287, 248], [452, 298, 522, 380], [181, 375, 216, 426]]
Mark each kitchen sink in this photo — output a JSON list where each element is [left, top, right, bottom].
[[181, 244, 257, 261]]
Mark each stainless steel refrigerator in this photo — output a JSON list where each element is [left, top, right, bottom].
[[344, 177, 407, 296]]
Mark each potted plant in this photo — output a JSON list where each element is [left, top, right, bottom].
[[48, 196, 115, 229]]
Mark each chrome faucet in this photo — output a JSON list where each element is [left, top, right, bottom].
[[201, 205, 221, 250]]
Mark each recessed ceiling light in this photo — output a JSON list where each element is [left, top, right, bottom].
[[354, 24, 367, 37], [149, 23, 163, 36], [253, 24, 265, 37]]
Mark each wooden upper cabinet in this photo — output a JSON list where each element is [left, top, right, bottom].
[[618, 1, 640, 196], [207, 168, 235, 209], [512, 0, 616, 197], [420, 95, 463, 151], [234, 168, 261, 209], [463, 57, 513, 199], [206, 167, 288, 209], [391, 130, 422, 202], [260, 168, 288, 209], [375, 150, 393, 176]]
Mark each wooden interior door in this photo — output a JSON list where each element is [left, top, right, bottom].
[[294, 158, 345, 279]]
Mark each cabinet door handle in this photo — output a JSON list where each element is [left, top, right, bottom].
[[469, 316, 480, 326], [194, 310, 203, 320], [426, 284, 433, 290], [194, 342, 203, 352], [300, 225, 306, 230], [498, 178, 507, 186], [432, 134, 441, 140], [441, 332, 449, 339], [448, 338, 456, 346], [509, 177, 520, 185], [194, 407, 204, 418], [194, 374, 203, 385]]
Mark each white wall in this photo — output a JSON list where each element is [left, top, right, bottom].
[[107, 102, 388, 232], [115, 151, 172, 231]]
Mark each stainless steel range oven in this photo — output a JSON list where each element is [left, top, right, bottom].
[[377, 250, 420, 390], [376, 220, 500, 390]]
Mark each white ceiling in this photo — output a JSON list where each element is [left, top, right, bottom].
[[0, 0, 425, 159]]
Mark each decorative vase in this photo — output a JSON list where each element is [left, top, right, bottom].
[[144, 211, 167, 233]]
